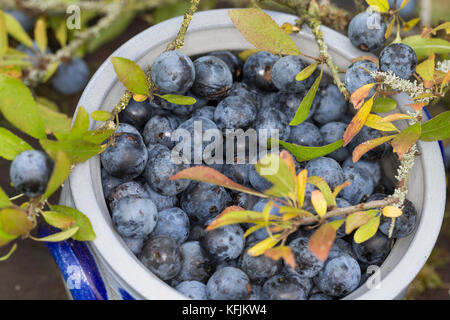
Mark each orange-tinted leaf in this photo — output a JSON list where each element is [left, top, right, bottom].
[[0, 208, 33, 236], [352, 135, 396, 162], [391, 122, 421, 158], [345, 210, 378, 234], [344, 97, 374, 146], [307, 176, 335, 207], [382, 206, 403, 218], [296, 169, 307, 208], [133, 94, 148, 102], [399, 0, 411, 10], [351, 56, 379, 66], [408, 102, 428, 111], [350, 83, 376, 109], [311, 190, 327, 218], [332, 181, 351, 199], [440, 71, 450, 91], [170, 166, 268, 198], [385, 17, 395, 39], [264, 246, 296, 268], [381, 113, 413, 122], [279, 150, 296, 183], [34, 17, 47, 53], [308, 223, 336, 261]]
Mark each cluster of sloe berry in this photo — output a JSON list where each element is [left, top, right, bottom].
[[99, 46, 418, 300]]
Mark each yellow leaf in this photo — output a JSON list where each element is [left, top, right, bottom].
[[34, 18, 48, 54], [380, 113, 413, 122], [344, 97, 374, 146], [382, 206, 403, 218], [332, 181, 351, 199], [365, 114, 399, 132], [295, 62, 318, 81], [354, 216, 380, 243], [307, 176, 335, 207], [403, 18, 420, 32], [366, 0, 390, 13], [0, 11, 8, 59], [416, 52, 435, 83], [399, 0, 411, 10], [296, 169, 307, 208], [133, 94, 148, 102], [238, 49, 261, 61], [311, 190, 327, 218], [385, 17, 395, 39], [55, 20, 67, 47], [345, 210, 378, 234], [247, 235, 281, 256]]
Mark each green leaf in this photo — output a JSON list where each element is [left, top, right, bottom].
[[295, 62, 318, 81], [0, 11, 8, 59], [254, 153, 295, 197], [82, 128, 115, 145], [366, 0, 390, 12], [0, 242, 17, 261], [159, 94, 196, 105], [70, 106, 90, 139], [290, 69, 322, 125], [354, 215, 380, 243], [42, 151, 71, 200], [0, 187, 11, 209], [391, 122, 421, 158], [0, 75, 46, 139], [0, 127, 33, 160], [0, 208, 33, 236], [37, 103, 72, 135], [50, 205, 96, 241], [41, 211, 75, 229], [228, 9, 301, 56], [269, 138, 343, 162], [40, 139, 103, 164], [403, 35, 450, 59], [170, 165, 269, 199], [91, 110, 112, 122], [4, 12, 33, 47], [420, 111, 450, 141], [372, 97, 397, 113], [31, 226, 79, 242], [42, 61, 60, 83], [110, 57, 149, 95]]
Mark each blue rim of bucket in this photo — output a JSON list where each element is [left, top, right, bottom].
[[423, 107, 446, 165]]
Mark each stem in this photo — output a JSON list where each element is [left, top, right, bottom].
[[165, 0, 200, 51]]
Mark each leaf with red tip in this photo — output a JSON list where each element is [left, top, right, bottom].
[[350, 83, 376, 110], [344, 97, 374, 146], [264, 246, 296, 268], [308, 223, 336, 261], [170, 166, 268, 198], [391, 122, 421, 158], [352, 135, 396, 162], [408, 102, 427, 111]]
